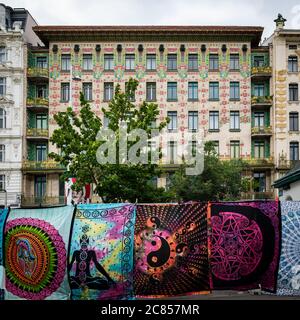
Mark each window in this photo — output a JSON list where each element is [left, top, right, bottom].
[[167, 54, 177, 71], [61, 83, 70, 102], [146, 82, 156, 101], [253, 172, 266, 192], [254, 141, 265, 158], [125, 82, 135, 101], [167, 141, 177, 164], [230, 140, 240, 159], [0, 175, 5, 191], [83, 54, 93, 70], [209, 111, 219, 130], [35, 175, 46, 198], [290, 112, 299, 131], [230, 54, 239, 70], [61, 54, 71, 71], [188, 54, 198, 70], [290, 141, 299, 160], [212, 141, 219, 155], [253, 56, 265, 67], [125, 54, 135, 70], [36, 56, 47, 69], [36, 114, 48, 129], [167, 111, 177, 131], [189, 140, 197, 157], [230, 111, 240, 130], [104, 54, 114, 70], [104, 82, 114, 101], [209, 82, 219, 100], [0, 108, 6, 129], [0, 77, 6, 95], [188, 82, 198, 100], [0, 47, 6, 63], [289, 44, 298, 50], [83, 82, 93, 101], [209, 54, 219, 70], [289, 83, 299, 101], [0, 144, 5, 162], [288, 56, 298, 72], [188, 111, 198, 132], [36, 144, 47, 162], [167, 82, 177, 101], [146, 54, 156, 70], [253, 83, 265, 97], [36, 85, 48, 98], [254, 112, 265, 127], [230, 82, 240, 100]]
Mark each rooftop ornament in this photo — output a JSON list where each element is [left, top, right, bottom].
[[274, 13, 287, 29]]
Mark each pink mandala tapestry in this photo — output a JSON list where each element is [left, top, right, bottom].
[[209, 201, 281, 292]]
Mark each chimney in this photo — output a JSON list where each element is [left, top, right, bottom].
[[274, 13, 286, 30]]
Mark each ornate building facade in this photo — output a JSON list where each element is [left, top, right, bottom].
[[0, 4, 41, 207], [24, 25, 275, 205]]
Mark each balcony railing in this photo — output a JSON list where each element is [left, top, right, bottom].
[[251, 126, 272, 135], [277, 159, 300, 170], [246, 157, 274, 167], [251, 66, 272, 76], [27, 67, 49, 78], [26, 128, 49, 138], [241, 191, 275, 200], [251, 96, 273, 105], [21, 195, 65, 207], [27, 97, 49, 107], [22, 160, 65, 171]]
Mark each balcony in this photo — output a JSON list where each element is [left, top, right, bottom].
[[277, 159, 300, 170], [251, 66, 272, 77], [22, 160, 65, 173], [26, 128, 49, 139], [251, 126, 272, 136], [21, 196, 65, 208], [246, 157, 275, 168], [241, 191, 275, 200], [251, 96, 273, 107], [27, 67, 49, 79], [27, 97, 49, 109]]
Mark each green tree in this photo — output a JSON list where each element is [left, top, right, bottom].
[[169, 141, 249, 201], [49, 78, 171, 203]]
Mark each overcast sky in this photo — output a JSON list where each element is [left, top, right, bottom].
[[5, 0, 300, 41]]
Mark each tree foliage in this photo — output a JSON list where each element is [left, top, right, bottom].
[[50, 78, 171, 202], [169, 141, 249, 201]]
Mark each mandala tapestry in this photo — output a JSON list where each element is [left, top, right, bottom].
[[69, 203, 136, 300], [0, 208, 9, 300], [134, 203, 210, 297], [277, 201, 300, 296], [210, 201, 281, 292], [4, 206, 74, 300]]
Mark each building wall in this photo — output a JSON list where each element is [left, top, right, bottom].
[[279, 179, 300, 201], [48, 41, 252, 158], [0, 29, 25, 207], [271, 32, 300, 182]]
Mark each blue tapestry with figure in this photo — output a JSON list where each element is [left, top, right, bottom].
[[69, 203, 136, 300]]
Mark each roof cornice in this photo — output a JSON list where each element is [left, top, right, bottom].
[[33, 25, 263, 46]]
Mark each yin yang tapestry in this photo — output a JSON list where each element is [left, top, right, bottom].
[[0, 208, 9, 300], [277, 201, 300, 296], [4, 206, 74, 300], [69, 203, 136, 300], [134, 203, 210, 297], [210, 201, 281, 292]]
